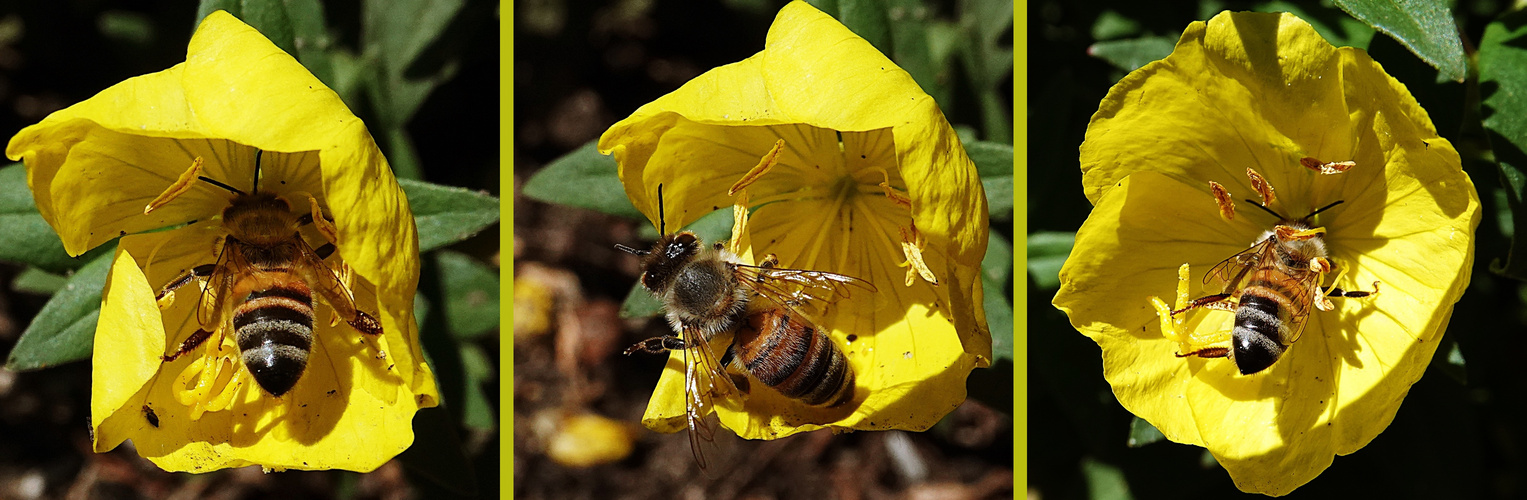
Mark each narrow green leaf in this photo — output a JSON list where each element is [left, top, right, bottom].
[[12, 268, 66, 295], [967, 141, 1014, 217], [399, 179, 500, 252], [97, 10, 156, 44], [1127, 416, 1166, 447], [1087, 36, 1175, 73], [982, 275, 1013, 362], [1480, 9, 1527, 279], [1333, 0, 1466, 82], [523, 141, 644, 220], [1439, 340, 1466, 385], [1027, 231, 1075, 290], [1091, 10, 1142, 41], [6, 249, 114, 371], [436, 251, 499, 339], [458, 343, 496, 431]]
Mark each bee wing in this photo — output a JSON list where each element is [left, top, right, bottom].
[[293, 239, 361, 320], [680, 323, 730, 471], [1203, 238, 1274, 293], [1282, 271, 1319, 344], [195, 242, 238, 329], [734, 264, 877, 322]]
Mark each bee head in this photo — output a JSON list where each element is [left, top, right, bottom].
[[618, 231, 701, 293]]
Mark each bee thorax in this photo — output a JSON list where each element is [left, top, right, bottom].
[[665, 260, 747, 330]]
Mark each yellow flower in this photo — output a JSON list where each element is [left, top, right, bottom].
[[6, 11, 437, 472], [599, 1, 990, 440], [1054, 12, 1479, 495]]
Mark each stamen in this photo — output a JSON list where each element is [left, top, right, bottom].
[[729, 139, 786, 195], [1275, 225, 1326, 241], [144, 157, 205, 214], [305, 194, 339, 244], [1245, 167, 1275, 205], [1300, 157, 1355, 174], [898, 225, 938, 286], [1209, 181, 1235, 220], [729, 190, 750, 255], [874, 168, 912, 208]]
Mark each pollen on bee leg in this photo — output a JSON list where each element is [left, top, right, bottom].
[[1209, 181, 1235, 220], [1301, 156, 1356, 174], [144, 156, 205, 214], [728, 139, 786, 196], [898, 225, 938, 286], [1245, 167, 1276, 205]]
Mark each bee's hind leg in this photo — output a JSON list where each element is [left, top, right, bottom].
[[161, 328, 214, 362], [155, 264, 217, 309]]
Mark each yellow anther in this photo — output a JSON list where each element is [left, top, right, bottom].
[[730, 190, 750, 255], [729, 139, 785, 196], [898, 225, 938, 286], [1300, 157, 1355, 174], [1209, 181, 1234, 220], [144, 156, 204, 214], [1246, 167, 1275, 205], [307, 194, 339, 244]]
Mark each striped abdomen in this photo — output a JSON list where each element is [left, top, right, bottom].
[[730, 310, 854, 407], [1231, 268, 1313, 375], [233, 275, 314, 397]]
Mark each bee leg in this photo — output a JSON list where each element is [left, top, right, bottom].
[[622, 335, 687, 355], [155, 264, 217, 309], [314, 243, 336, 259], [758, 253, 779, 269], [1323, 281, 1380, 299], [1171, 293, 1236, 316], [161, 328, 214, 362]]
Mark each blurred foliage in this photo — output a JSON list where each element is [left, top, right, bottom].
[[0, 1, 498, 498], [1030, 0, 1527, 498]]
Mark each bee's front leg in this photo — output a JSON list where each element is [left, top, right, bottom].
[[622, 335, 687, 355], [155, 264, 217, 309]]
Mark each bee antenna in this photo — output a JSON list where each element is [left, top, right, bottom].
[[657, 184, 666, 235], [614, 244, 649, 256], [1241, 199, 1286, 220], [198, 176, 246, 196], [252, 149, 263, 193], [1305, 200, 1345, 219]]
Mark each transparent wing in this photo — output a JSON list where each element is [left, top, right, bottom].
[[681, 323, 730, 471], [195, 241, 238, 329], [1282, 271, 1320, 344], [734, 264, 877, 322], [1203, 238, 1275, 293], [293, 239, 362, 320]]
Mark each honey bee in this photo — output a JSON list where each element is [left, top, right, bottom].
[[618, 186, 874, 465], [1169, 166, 1377, 375], [152, 149, 382, 397]]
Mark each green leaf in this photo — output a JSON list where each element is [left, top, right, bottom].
[[12, 268, 66, 295], [523, 141, 644, 220], [0, 164, 94, 273], [982, 273, 1013, 362], [1087, 36, 1175, 73], [836, 0, 891, 53], [1027, 231, 1075, 290], [362, 0, 468, 128], [1255, 0, 1375, 49], [886, 0, 950, 107], [400, 178, 500, 252], [967, 141, 1014, 217], [1480, 9, 1527, 279], [458, 343, 496, 432], [958, 0, 1013, 142], [1439, 340, 1466, 385], [1081, 457, 1135, 500], [6, 248, 113, 371], [619, 282, 664, 319], [1333, 0, 1466, 82], [1127, 416, 1166, 447], [982, 231, 1012, 286], [436, 251, 499, 339], [98, 10, 156, 45], [1091, 10, 1142, 41], [197, 0, 297, 56]]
